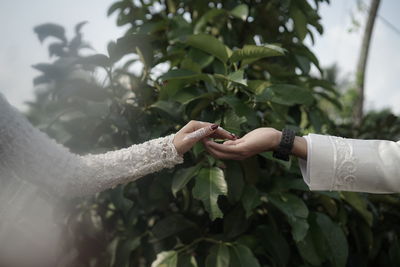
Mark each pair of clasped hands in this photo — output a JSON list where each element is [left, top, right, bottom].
[[172, 120, 291, 161]]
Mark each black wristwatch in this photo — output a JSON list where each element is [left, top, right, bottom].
[[273, 128, 296, 161]]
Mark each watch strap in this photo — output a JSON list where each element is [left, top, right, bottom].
[[273, 128, 296, 161]]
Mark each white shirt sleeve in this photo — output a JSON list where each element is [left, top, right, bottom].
[[0, 94, 184, 198], [299, 134, 400, 193]]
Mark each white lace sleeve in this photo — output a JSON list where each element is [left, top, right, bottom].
[[299, 134, 400, 193], [0, 95, 183, 198]]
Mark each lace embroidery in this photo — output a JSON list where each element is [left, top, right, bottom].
[[0, 93, 184, 198], [329, 136, 358, 190], [0, 93, 186, 263]]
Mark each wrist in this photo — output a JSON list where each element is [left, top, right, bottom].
[[172, 134, 185, 156], [271, 130, 306, 159], [272, 130, 282, 151], [291, 136, 307, 160]]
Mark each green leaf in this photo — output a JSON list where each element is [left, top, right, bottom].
[[259, 151, 291, 169], [184, 34, 232, 63], [160, 69, 213, 84], [295, 55, 310, 75], [152, 214, 197, 240], [172, 165, 202, 196], [224, 207, 249, 239], [296, 231, 323, 266], [290, 219, 309, 242], [168, 16, 193, 41], [107, 41, 117, 58], [59, 78, 108, 102], [151, 251, 178, 267], [159, 79, 186, 99], [225, 161, 244, 203], [315, 213, 348, 267], [216, 95, 258, 126], [77, 54, 111, 68], [230, 4, 249, 21], [230, 44, 285, 64], [257, 225, 290, 267], [291, 8, 308, 41], [213, 60, 227, 75], [112, 237, 141, 267], [33, 23, 66, 43], [223, 109, 246, 134], [181, 57, 202, 73], [160, 69, 199, 80], [241, 185, 261, 218], [214, 70, 247, 86], [308, 108, 324, 132], [241, 157, 260, 184], [33, 75, 51, 86], [178, 255, 198, 267], [389, 238, 400, 266], [194, 9, 226, 34], [107, 1, 126, 16], [247, 80, 271, 95], [192, 167, 228, 221], [340, 192, 373, 226], [206, 243, 230, 267], [229, 244, 260, 267], [190, 98, 213, 118], [48, 42, 65, 57], [308, 78, 337, 95], [139, 20, 168, 34], [150, 101, 182, 121], [293, 45, 322, 73], [112, 34, 154, 64], [256, 84, 314, 106], [269, 193, 309, 241], [173, 89, 217, 106], [109, 185, 133, 218], [316, 91, 342, 109], [188, 48, 214, 69], [227, 70, 247, 86], [74, 21, 88, 36], [166, 0, 176, 13]]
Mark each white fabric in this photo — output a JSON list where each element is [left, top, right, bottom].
[[299, 133, 400, 193], [0, 93, 183, 265]]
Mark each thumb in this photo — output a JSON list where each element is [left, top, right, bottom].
[[183, 124, 219, 143]]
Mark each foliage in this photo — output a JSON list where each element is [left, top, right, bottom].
[[27, 1, 400, 267]]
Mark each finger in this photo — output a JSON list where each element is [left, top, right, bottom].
[[214, 127, 237, 140], [183, 121, 211, 132], [184, 121, 236, 140], [206, 140, 243, 153], [204, 142, 240, 160], [183, 124, 219, 142], [194, 124, 236, 140]]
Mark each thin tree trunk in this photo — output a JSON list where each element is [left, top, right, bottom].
[[354, 0, 381, 126]]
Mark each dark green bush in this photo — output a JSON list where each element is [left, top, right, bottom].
[[27, 1, 400, 266]]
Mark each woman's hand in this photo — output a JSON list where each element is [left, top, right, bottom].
[[173, 121, 236, 155], [203, 128, 282, 160]]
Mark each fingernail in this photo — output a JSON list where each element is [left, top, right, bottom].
[[230, 133, 237, 139], [211, 124, 219, 130]]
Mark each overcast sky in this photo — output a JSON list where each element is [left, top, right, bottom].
[[1, 0, 399, 114]]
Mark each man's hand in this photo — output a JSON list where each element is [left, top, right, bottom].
[[203, 128, 281, 160], [204, 127, 308, 160]]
